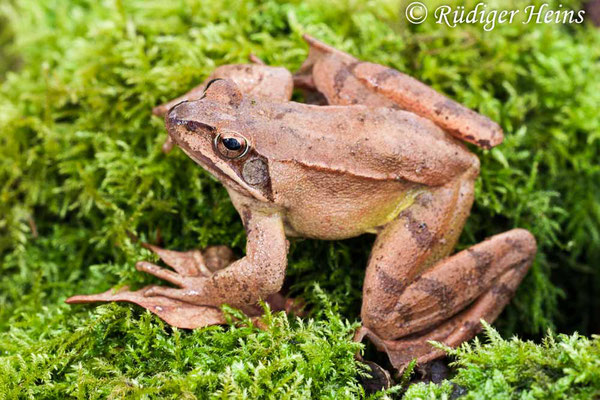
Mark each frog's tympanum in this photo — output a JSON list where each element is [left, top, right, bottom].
[[67, 35, 536, 371]]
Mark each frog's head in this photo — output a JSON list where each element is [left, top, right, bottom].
[[166, 79, 273, 202]]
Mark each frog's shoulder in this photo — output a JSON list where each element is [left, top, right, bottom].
[[249, 102, 478, 186]]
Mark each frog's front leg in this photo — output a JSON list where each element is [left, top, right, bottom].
[[141, 210, 288, 311], [66, 211, 291, 329], [66, 245, 237, 328], [358, 179, 536, 371]]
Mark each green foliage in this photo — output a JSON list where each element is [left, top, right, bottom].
[[0, 0, 599, 397], [0, 301, 366, 399], [404, 381, 456, 400], [404, 322, 600, 399]]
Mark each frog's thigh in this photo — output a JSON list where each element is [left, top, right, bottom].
[[361, 177, 474, 333], [363, 228, 536, 342]]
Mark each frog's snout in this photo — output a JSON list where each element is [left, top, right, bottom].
[[166, 101, 192, 127], [165, 101, 217, 148], [165, 101, 214, 131]]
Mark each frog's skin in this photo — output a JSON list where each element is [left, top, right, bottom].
[[67, 35, 536, 371]]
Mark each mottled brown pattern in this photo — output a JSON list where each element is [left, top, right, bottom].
[[415, 277, 456, 315], [468, 248, 494, 279], [373, 68, 399, 85], [400, 210, 434, 249], [376, 267, 408, 295], [393, 302, 414, 329], [491, 283, 515, 302], [478, 139, 491, 149]]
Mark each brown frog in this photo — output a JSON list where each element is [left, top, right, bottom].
[[67, 35, 536, 371]]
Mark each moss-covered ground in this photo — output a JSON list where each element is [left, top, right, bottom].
[[0, 0, 599, 398]]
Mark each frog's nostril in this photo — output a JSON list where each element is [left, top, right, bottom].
[[166, 114, 182, 132], [166, 101, 192, 130]]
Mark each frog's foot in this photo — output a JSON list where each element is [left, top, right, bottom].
[[359, 229, 536, 371], [66, 284, 229, 329], [138, 244, 303, 316], [66, 284, 299, 329], [66, 244, 302, 328]]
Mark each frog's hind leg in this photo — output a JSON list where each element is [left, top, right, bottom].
[[349, 62, 503, 149], [66, 244, 300, 329], [293, 34, 355, 92], [359, 168, 536, 371], [359, 211, 536, 371], [356, 251, 532, 369]]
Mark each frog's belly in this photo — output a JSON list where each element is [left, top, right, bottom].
[[271, 162, 421, 240]]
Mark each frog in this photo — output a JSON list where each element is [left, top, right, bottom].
[[67, 35, 537, 371]]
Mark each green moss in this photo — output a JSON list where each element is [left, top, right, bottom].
[[405, 322, 600, 399], [0, 299, 367, 399], [0, 0, 599, 397]]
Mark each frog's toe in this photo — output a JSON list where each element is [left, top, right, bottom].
[[135, 261, 187, 287], [248, 53, 266, 65], [147, 299, 226, 329], [162, 136, 175, 153], [140, 243, 236, 277], [65, 286, 134, 304], [66, 286, 227, 329], [354, 325, 446, 373], [141, 243, 208, 277], [143, 285, 185, 298], [67, 286, 305, 329], [142, 285, 307, 319]]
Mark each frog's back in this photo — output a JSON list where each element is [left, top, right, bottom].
[[246, 101, 478, 187]]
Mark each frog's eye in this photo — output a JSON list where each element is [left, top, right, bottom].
[[214, 131, 249, 159]]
